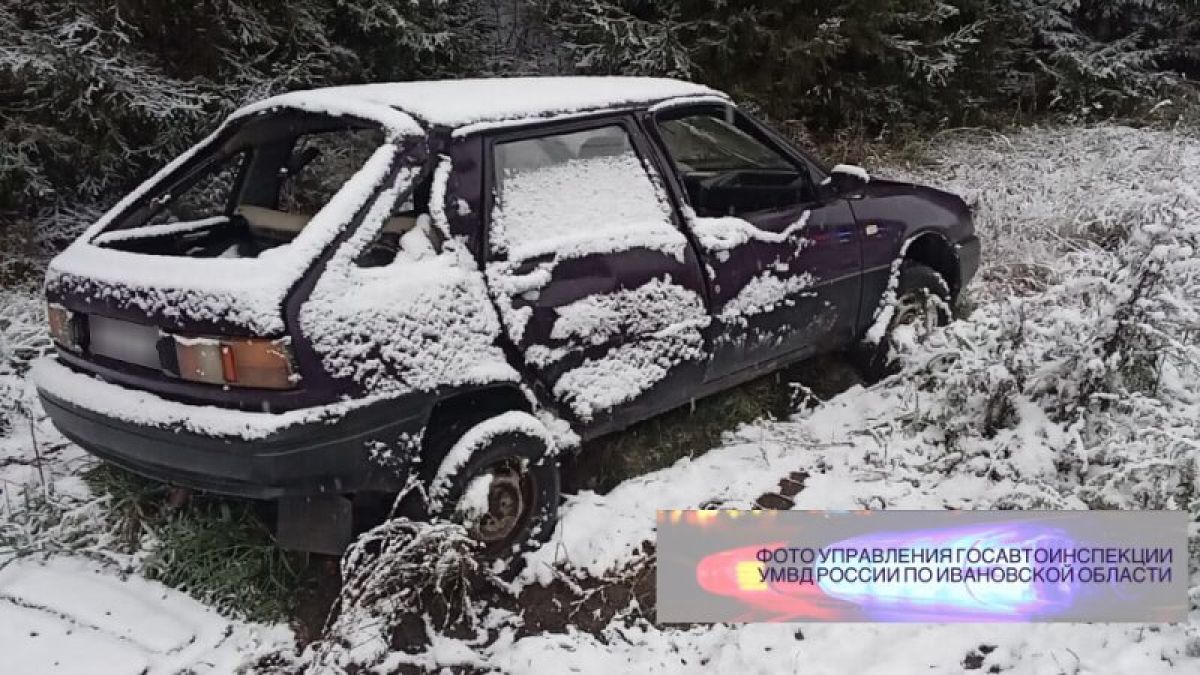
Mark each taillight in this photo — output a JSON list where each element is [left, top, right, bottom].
[[173, 335, 298, 390], [47, 303, 85, 352]]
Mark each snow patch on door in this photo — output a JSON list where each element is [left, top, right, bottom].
[[486, 261, 554, 346], [718, 270, 818, 324], [687, 208, 811, 251], [301, 165, 517, 395], [549, 277, 709, 344], [543, 278, 709, 420], [552, 321, 707, 421]]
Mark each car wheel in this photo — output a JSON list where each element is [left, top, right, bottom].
[[854, 262, 951, 381], [426, 415, 560, 559]]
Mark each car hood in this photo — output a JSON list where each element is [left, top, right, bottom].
[[864, 177, 962, 204], [865, 177, 972, 221]]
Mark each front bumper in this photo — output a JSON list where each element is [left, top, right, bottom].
[[956, 235, 981, 291], [34, 358, 423, 500]]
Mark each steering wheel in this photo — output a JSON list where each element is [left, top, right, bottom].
[[695, 170, 811, 215], [694, 171, 751, 214], [697, 171, 745, 193]]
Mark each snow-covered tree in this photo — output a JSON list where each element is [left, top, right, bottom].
[[534, 0, 1196, 131], [2, 0, 1196, 267], [0, 0, 484, 253]]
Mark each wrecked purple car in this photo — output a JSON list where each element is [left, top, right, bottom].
[[33, 77, 979, 554]]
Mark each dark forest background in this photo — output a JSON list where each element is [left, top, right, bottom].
[[2, 0, 1198, 266]]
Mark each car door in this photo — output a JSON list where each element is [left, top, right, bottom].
[[483, 117, 711, 435], [643, 103, 862, 383]]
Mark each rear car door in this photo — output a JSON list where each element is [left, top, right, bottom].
[[483, 117, 711, 435], [644, 103, 862, 382]]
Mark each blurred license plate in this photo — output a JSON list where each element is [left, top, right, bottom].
[[88, 315, 162, 370]]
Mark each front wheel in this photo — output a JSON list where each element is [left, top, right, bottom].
[[853, 262, 952, 381]]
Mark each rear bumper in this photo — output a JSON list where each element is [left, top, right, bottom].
[[34, 358, 423, 500], [956, 235, 981, 291]]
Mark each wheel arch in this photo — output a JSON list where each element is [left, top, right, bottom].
[[420, 384, 532, 468], [902, 230, 961, 297]]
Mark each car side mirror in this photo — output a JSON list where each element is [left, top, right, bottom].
[[819, 164, 870, 201]]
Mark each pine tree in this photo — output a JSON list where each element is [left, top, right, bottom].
[[2, 0, 1197, 266], [0, 0, 484, 249]]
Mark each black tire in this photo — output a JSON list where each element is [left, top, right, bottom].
[[422, 416, 560, 560], [853, 262, 952, 382]]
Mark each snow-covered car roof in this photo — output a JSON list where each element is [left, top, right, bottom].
[[236, 76, 728, 133]]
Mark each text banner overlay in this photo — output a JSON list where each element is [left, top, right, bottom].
[[657, 510, 1186, 623]]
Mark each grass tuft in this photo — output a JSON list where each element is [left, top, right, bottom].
[[569, 376, 789, 493], [145, 500, 304, 622], [570, 356, 860, 493], [85, 464, 308, 623]]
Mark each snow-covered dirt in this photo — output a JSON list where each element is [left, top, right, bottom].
[[2, 124, 1198, 673]]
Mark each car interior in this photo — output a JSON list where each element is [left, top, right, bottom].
[[655, 108, 815, 217], [92, 114, 440, 265]]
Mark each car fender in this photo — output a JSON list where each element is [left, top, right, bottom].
[[427, 410, 552, 509]]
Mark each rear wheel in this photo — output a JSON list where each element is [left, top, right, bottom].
[[854, 262, 951, 381], [425, 415, 560, 559]]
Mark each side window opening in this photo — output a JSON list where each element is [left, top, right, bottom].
[[238, 127, 386, 249], [276, 129, 384, 214], [90, 151, 250, 254], [94, 120, 389, 259], [656, 108, 813, 217], [151, 153, 246, 227], [490, 124, 674, 260]]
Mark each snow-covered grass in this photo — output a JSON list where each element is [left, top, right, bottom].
[[0, 555, 292, 674], [893, 125, 1200, 303], [1, 123, 1198, 672], [0, 416, 293, 670], [1, 287, 298, 666]]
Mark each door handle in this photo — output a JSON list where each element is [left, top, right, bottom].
[[807, 217, 856, 245]]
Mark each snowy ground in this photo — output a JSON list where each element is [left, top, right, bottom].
[[0, 304, 294, 668], [2, 124, 1198, 673], [0, 557, 291, 674]]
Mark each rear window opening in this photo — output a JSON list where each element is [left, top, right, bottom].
[[92, 113, 422, 259]]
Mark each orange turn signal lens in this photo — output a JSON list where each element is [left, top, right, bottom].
[[47, 303, 83, 351], [174, 336, 297, 390]]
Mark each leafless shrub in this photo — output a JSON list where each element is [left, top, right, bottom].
[[303, 514, 486, 672]]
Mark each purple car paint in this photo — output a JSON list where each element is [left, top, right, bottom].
[[33, 77, 980, 552]]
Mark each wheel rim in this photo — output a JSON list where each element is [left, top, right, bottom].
[[890, 289, 944, 345], [468, 458, 537, 545]]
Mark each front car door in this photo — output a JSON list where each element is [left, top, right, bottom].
[[642, 103, 863, 383], [483, 117, 711, 436]]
